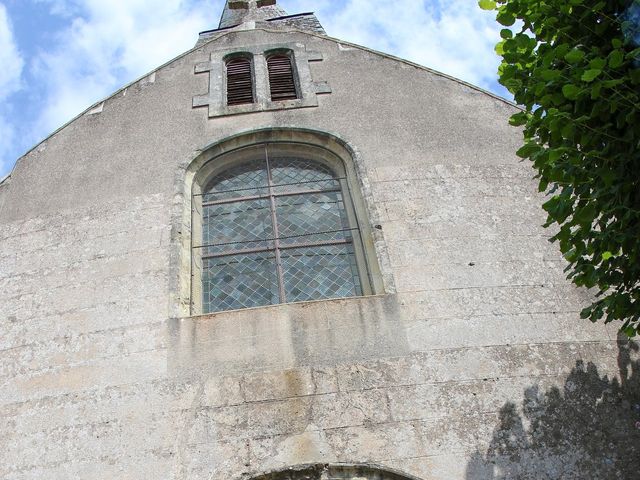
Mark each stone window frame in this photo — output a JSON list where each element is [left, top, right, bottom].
[[171, 129, 392, 318], [192, 143, 372, 315], [193, 43, 331, 118], [246, 463, 425, 480]]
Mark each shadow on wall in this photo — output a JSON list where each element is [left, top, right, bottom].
[[466, 337, 640, 479]]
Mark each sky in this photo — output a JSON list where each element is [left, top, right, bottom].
[[0, 0, 508, 178]]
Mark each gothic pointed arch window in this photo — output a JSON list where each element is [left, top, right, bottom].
[[191, 142, 376, 315]]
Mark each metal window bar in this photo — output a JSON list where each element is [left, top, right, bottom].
[[200, 238, 353, 260], [264, 148, 287, 301], [195, 226, 359, 251], [203, 186, 342, 207], [194, 176, 347, 197], [197, 146, 363, 311]]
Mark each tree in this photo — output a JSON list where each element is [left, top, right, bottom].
[[479, 0, 640, 336]]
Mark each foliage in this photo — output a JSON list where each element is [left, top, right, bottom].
[[479, 0, 640, 336]]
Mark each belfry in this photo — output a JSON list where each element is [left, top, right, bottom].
[[0, 1, 637, 479], [218, 0, 288, 28]]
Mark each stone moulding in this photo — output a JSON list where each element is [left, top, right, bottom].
[[169, 127, 395, 319], [193, 42, 329, 118], [244, 463, 426, 480]]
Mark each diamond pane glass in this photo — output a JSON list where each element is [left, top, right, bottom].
[[276, 192, 350, 245], [198, 151, 366, 314], [271, 157, 339, 193], [204, 159, 268, 202], [202, 199, 273, 254], [281, 244, 362, 303], [203, 252, 279, 312]]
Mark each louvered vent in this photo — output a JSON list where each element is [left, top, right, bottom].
[[267, 54, 298, 101], [226, 57, 254, 106]]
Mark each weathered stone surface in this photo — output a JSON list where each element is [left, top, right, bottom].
[[1, 13, 637, 480]]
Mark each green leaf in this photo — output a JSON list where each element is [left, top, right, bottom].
[[478, 0, 497, 10], [562, 84, 581, 100], [602, 79, 624, 88], [565, 49, 585, 63], [574, 203, 596, 224], [515, 34, 530, 49], [497, 11, 516, 26], [541, 69, 561, 81], [581, 69, 602, 82], [509, 112, 529, 126], [500, 28, 513, 39], [561, 122, 575, 139], [516, 142, 542, 158], [542, 195, 561, 214], [549, 149, 563, 163], [564, 248, 579, 262], [503, 78, 523, 91], [538, 178, 549, 192], [600, 169, 617, 187], [624, 326, 637, 338], [602, 251, 614, 261], [495, 41, 505, 55], [589, 58, 606, 70], [608, 49, 624, 68]]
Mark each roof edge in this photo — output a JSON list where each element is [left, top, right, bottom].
[[11, 40, 209, 171], [10, 26, 518, 179], [315, 35, 517, 109], [0, 173, 10, 187]]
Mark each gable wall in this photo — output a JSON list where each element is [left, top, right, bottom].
[[0, 28, 636, 480]]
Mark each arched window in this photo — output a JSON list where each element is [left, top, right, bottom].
[[225, 56, 254, 105], [192, 143, 372, 314], [267, 52, 298, 101], [245, 463, 423, 480]]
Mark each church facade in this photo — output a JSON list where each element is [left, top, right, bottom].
[[1, 1, 637, 479]]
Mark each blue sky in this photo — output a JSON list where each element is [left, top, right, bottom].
[[0, 0, 507, 178]]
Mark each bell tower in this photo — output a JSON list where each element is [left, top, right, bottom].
[[219, 0, 288, 28], [198, 0, 325, 44]]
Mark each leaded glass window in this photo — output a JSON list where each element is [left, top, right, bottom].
[[195, 146, 366, 314]]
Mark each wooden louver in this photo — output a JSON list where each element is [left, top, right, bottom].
[[267, 54, 298, 101], [226, 57, 254, 106]]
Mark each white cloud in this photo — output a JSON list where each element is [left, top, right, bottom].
[[0, 3, 22, 97], [283, 0, 503, 92], [15, 0, 505, 171], [0, 2, 24, 176], [32, 0, 218, 134]]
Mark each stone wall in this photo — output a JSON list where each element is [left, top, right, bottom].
[[267, 14, 326, 35], [1, 28, 637, 480]]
